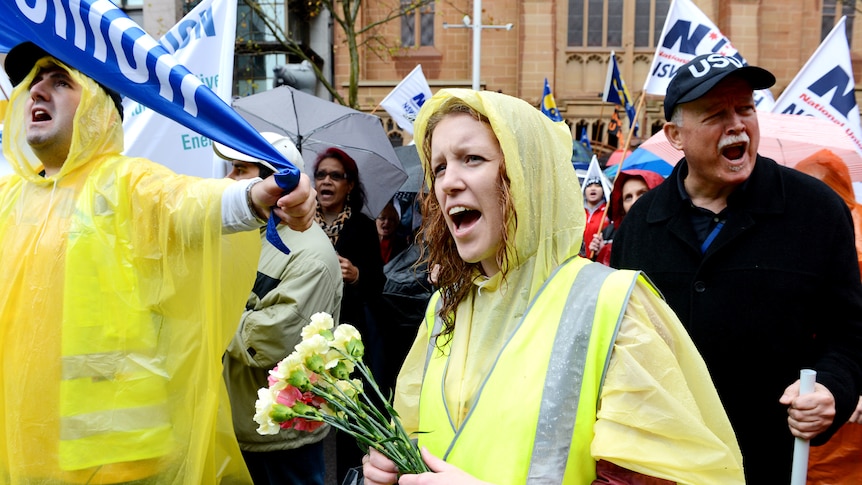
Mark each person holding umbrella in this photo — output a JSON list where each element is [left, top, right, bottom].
[[611, 54, 862, 483], [311, 147, 386, 482]]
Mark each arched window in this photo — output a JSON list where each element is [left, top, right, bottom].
[[567, 0, 669, 48], [401, 0, 435, 47]]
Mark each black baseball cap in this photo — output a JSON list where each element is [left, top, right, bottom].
[[4, 42, 124, 120], [663, 53, 775, 120]]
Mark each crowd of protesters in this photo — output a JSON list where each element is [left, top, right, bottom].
[[3, 40, 862, 485]]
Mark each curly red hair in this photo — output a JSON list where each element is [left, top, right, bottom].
[[417, 100, 516, 345]]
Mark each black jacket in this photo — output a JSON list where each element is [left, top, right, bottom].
[[611, 156, 862, 484], [334, 212, 385, 332]]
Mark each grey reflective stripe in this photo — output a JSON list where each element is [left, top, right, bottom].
[[421, 296, 455, 433], [62, 351, 168, 380], [60, 404, 171, 441], [423, 296, 445, 378], [526, 263, 634, 484], [431, 258, 587, 459]]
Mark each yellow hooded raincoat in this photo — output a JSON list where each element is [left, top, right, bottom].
[[0, 58, 258, 484], [393, 89, 745, 484]]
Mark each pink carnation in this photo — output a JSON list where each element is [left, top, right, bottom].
[[276, 385, 302, 407]]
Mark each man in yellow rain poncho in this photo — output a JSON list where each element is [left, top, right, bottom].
[[0, 42, 316, 484]]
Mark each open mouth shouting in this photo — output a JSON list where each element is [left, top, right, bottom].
[[448, 205, 482, 235], [721, 142, 746, 161], [31, 107, 52, 123], [718, 133, 750, 171], [318, 186, 335, 198]]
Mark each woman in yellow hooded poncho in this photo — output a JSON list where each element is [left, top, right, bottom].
[[362, 90, 744, 484], [0, 46, 314, 484]]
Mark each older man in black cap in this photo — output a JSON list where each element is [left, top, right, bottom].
[[611, 54, 862, 482]]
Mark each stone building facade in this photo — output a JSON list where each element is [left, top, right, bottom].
[[336, 0, 861, 150], [143, 0, 860, 151]]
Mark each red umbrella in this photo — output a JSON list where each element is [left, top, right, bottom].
[[605, 149, 633, 167], [640, 111, 862, 182]]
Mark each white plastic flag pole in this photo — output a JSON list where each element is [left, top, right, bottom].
[[790, 369, 817, 485]]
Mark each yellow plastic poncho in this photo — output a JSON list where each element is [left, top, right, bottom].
[[394, 89, 744, 483], [0, 58, 259, 484]]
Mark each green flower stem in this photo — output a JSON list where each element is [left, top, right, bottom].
[[351, 361, 429, 472], [312, 379, 392, 441], [309, 380, 413, 466], [285, 348, 429, 474], [290, 411, 417, 473], [350, 363, 428, 473]]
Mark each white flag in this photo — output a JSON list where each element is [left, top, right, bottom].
[[0, 63, 12, 102], [122, 0, 237, 178], [0, 68, 10, 176], [644, 0, 773, 109], [0, 124, 9, 177], [379, 65, 433, 135], [772, 17, 862, 154]]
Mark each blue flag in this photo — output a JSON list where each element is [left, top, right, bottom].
[[540, 78, 563, 122], [580, 126, 593, 154], [0, 1, 299, 185], [603, 52, 636, 128], [0, 1, 303, 253]]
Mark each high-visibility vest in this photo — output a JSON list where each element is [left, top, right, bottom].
[[418, 258, 640, 484], [58, 179, 173, 471]]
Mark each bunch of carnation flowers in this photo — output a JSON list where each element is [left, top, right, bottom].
[[254, 312, 428, 474]]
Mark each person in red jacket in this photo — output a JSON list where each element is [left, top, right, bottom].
[[581, 178, 609, 258], [589, 169, 665, 265]]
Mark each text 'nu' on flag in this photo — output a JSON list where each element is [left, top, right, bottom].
[[643, 0, 774, 110], [122, 0, 237, 178], [771, 16, 862, 155]]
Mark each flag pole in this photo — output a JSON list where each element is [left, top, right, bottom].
[[790, 369, 817, 485], [586, 91, 646, 260], [617, 92, 645, 168], [597, 102, 607, 146]]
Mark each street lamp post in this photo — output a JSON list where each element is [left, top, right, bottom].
[[443, 0, 513, 91]]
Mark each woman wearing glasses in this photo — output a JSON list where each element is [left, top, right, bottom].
[[312, 147, 386, 482]]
